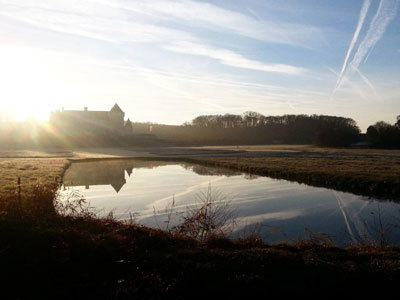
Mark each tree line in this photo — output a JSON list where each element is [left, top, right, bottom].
[[184, 112, 361, 146], [3, 112, 400, 148], [366, 116, 400, 148]]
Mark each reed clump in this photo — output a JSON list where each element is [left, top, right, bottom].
[[152, 185, 236, 242]]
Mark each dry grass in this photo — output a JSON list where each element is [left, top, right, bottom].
[[0, 158, 69, 195], [72, 147, 156, 159], [0, 149, 73, 158], [2, 193, 400, 298], [2, 144, 400, 199], [203, 154, 400, 181], [1, 148, 400, 298], [0, 148, 138, 195], [193, 150, 400, 198], [191, 144, 400, 155]]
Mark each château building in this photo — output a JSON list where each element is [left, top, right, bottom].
[[50, 103, 133, 136]]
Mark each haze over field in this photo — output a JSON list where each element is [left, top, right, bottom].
[[0, 0, 399, 131]]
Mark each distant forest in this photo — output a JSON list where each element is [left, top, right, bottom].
[[134, 112, 361, 147], [367, 116, 400, 148], [2, 111, 400, 148]]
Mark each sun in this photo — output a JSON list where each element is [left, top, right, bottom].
[[0, 45, 60, 122], [13, 103, 51, 122]]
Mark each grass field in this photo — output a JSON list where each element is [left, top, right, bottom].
[[192, 144, 400, 155], [1, 145, 400, 198], [0, 147, 155, 195], [195, 151, 400, 199], [2, 146, 400, 298], [0, 158, 68, 194]]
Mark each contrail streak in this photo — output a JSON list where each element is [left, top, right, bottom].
[[333, 0, 371, 93], [355, 67, 381, 102], [327, 66, 368, 100], [334, 192, 357, 243], [347, 0, 400, 76]]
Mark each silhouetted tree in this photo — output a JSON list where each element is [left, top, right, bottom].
[[242, 111, 264, 127], [395, 115, 400, 128], [366, 120, 400, 148], [184, 112, 360, 146]]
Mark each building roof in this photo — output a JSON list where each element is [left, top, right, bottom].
[[110, 103, 124, 113], [111, 180, 125, 193]]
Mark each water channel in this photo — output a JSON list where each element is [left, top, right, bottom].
[[61, 160, 400, 245]]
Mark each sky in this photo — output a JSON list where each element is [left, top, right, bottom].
[[0, 0, 399, 131]]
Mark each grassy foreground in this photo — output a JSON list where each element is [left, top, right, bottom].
[[0, 157, 68, 194], [1, 150, 400, 298], [2, 189, 400, 299]]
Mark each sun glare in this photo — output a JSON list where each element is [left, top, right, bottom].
[[0, 45, 59, 122]]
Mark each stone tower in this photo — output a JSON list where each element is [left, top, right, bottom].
[[109, 103, 125, 134]]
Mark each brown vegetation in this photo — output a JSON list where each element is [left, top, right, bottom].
[[0, 158, 68, 194], [191, 151, 400, 199], [1, 184, 400, 299], [1, 151, 400, 297]]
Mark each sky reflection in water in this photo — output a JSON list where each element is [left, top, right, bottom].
[[61, 160, 400, 245]]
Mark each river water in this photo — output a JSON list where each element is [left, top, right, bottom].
[[60, 160, 400, 245]]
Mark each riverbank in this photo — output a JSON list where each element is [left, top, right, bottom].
[[191, 151, 400, 200], [70, 145, 400, 199], [2, 146, 400, 297], [2, 145, 400, 201], [2, 191, 400, 299]]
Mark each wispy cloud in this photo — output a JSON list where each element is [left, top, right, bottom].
[[1, 0, 399, 129], [107, 0, 321, 47], [354, 68, 381, 102], [327, 67, 369, 101], [0, 0, 193, 43], [332, 0, 399, 96], [334, 0, 371, 93], [0, 0, 311, 76], [0, 0, 322, 48], [165, 41, 305, 75], [348, 0, 400, 74]]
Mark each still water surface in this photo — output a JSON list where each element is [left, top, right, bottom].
[[61, 160, 400, 245]]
